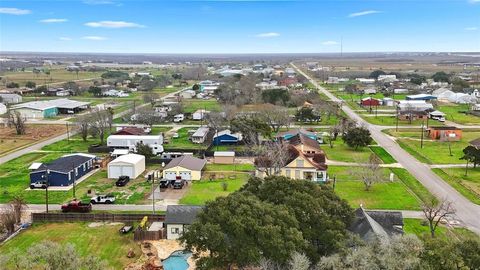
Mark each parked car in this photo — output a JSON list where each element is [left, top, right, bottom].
[[61, 200, 92, 213], [90, 194, 116, 204], [116, 176, 130, 187], [30, 181, 47, 189], [159, 180, 171, 189], [173, 179, 186, 189]]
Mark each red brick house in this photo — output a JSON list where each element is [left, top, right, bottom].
[[360, 97, 381, 107], [114, 127, 146, 136]]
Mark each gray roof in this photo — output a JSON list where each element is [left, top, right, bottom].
[[349, 208, 404, 242], [12, 98, 90, 111], [164, 155, 207, 171], [192, 127, 209, 138], [31, 154, 95, 174], [165, 205, 202, 224]]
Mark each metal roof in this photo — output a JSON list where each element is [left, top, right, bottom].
[[12, 98, 90, 111], [165, 205, 203, 224], [164, 155, 206, 171], [31, 154, 95, 174]]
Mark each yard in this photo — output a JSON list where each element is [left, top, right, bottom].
[[321, 139, 377, 163], [41, 130, 113, 153], [164, 127, 208, 150], [403, 218, 477, 239], [437, 103, 480, 125], [386, 129, 480, 164], [0, 152, 153, 204], [0, 125, 67, 156], [182, 99, 222, 113], [179, 173, 249, 205], [327, 166, 433, 210], [0, 222, 141, 269], [433, 167, 480, 205]]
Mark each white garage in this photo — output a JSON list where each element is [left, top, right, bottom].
[[108, 154, 145, 179]]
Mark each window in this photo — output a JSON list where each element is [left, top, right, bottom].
[[171, 227, 180, 234], [296, 159, 304, 167], [83, 163, 86, 170], [75, 168, 78, 176], [285, 169, 291, 178]]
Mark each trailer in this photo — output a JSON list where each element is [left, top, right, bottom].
[[107, 134, 164, 155]]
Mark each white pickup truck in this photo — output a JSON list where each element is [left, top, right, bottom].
[[90, 194, 116, 204]]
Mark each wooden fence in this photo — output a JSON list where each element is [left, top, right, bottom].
[[32, 213, 165, 223], [134, 229, 164, 241]]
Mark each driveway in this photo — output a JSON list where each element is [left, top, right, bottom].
[[292, 63, 480, 235]]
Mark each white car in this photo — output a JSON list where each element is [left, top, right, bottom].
[[30, 181, 47, 189], [90, 194, 116, 204]]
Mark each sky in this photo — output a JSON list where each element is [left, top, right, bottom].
[[0, 0, 479, 53]]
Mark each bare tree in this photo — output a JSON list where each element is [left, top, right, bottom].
[[75, 114, 91, 142], [0, 206, 17, 235], [143, 93, 160, 107], [422, 198, 455, 238], [136, 108, 162, 128], [205, 112, 226, 134], [254, 141, 292, 176], [7, 111, 26, 135], [353, 154, 383, 191], [257, 104, 292, 133], [89, 109, 110, 145], [10, 195, 26, 224]]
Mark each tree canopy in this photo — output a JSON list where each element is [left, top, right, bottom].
[[342, 127, 373, 150], [369, 70, 386, 79], [432, 71, 450, 83]]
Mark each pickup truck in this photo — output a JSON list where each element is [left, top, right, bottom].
[[90, 194, 116, 204], [61, 200, 92, 213], [30, 181, 47, 189]]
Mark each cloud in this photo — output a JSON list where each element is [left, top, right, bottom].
[[40, 18, 68, 23], [82, 36, 107, 40], [348, 10, 381, 18], [465, 27, 478, 31], [255, 32, 280, 38], [322, 41, 339, 46], [0, 7, 31, 15], [469, 0, 480, 3], [59, 37, 72, 41], [85, 20, 145, 28]]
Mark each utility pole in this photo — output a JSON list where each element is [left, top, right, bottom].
[[152, 171, 155, 215], [45, 170, 49, 213], [396, 107, 399, 132], [420, 121, 425, 149], [72, 163, 76, 199], [66, 122, 70, 141]]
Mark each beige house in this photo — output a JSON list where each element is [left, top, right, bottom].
[[162, 155, 206, 181], [164, 205, 202, 240]]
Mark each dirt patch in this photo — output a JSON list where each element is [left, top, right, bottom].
[[0, 124, 67, 140], [88, 222, 124, 228]]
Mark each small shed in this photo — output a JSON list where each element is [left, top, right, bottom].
[[108, 154, 145, 179], [382, 98, 395, 107], [214, 151, 235, 164], [426, 126, 462, 141]]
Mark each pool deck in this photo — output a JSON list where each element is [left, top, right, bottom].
[[152, 240, 196, 270]]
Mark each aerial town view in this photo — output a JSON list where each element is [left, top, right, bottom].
[[0, 0, 479, 269]]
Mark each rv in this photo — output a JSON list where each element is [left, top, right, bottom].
[[107, 135, 164, 155]]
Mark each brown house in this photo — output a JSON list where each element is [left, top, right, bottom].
[[426, 126, 462, 141]]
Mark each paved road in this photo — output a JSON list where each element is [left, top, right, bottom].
[[292, 63, 480, 234]]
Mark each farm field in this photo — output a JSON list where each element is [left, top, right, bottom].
[[433, 167, 480, 205], [0, 125, 67, 156], [0, 68, 103, 88], [0, 222, 141, 269], [387, 129, 480, 164], [327, 166, 433, 210]]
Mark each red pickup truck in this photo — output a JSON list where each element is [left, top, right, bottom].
[[61, 200, 92, 213]]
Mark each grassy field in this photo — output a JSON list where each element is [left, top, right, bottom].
[[322, 139, 376, 163], [327, 166, 428, 210], [390, 129, 480, 164], [0, 68, 102, 87], [179, 173, 249, 205], [42, 130, 112, 153], [150, 126, 173, 135], [369, 146, 397, 164], [205, 163, 255, 172], [182, 99, 221, 113], [0, 125, 67, 156], [165, 127, 208, 150], [438, 104, 480, 125], [433, 167, 480, 205], [0, 222, 141, 269], [403, 218, 477, 239]]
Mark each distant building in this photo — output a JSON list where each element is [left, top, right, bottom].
[[164, 205, 202, 240], [191, 126, 209, 144], [162, 155, 206, 181], [360, 97, 381, 107], [212, 130, 242, 146], [114, 127, 146, 136], [11, 98, 90, 119], [192, 109, 209, 120], [0, 93, 22, 104], [406, 94, 437, 101], [0, 103, 7, 115], [427, 126, 462, 141]]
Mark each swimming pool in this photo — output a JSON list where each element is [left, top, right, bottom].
[[162, 250, 192, 270]]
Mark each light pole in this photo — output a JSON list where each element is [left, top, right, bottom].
[[152, 171, 156, 215], [396, 106, 399, 132], [420, 121, 425, 149], [72, 163, 76, 199], [45, 169, 50, 213]]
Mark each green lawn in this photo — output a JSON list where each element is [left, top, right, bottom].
[[179, 173, 249, 205], [150, 126, 172, 135], [360, 115, 432, 126], [438, 104, 480, 125], [42, 131, 111, 152], [403, 218, 478, 240], [0, 222, 141, 269], [369, 146, 397, 164], [205, 163, 255, 172], [322, 139, 375, 163], [327, 166, 424, 210], [393, 130, 480, 164], [0, 153, 151, 204], [433, 168, 480, 205], [182, 99, 221, 113], [165, 127, 208, 150]]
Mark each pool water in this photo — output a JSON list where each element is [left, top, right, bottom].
[[162, 250, 192, 270]]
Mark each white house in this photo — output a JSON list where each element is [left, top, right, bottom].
[[393, 88, 409, 94], [192, 109, 209, 120], [382, 98, 395, 107], [364, 88, 377, 95], [356, 78, 375, 84], [108, 154, 145, 179], [103, 89, 129, 97], [180, 90, 196, 99], [191, 127, 209, 144], [378, 75, 397, 82], [107, 134, 164, 155], [0, 103, 7, 115], [0, 93, 22, 104], [164, 205, 202, 240]]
